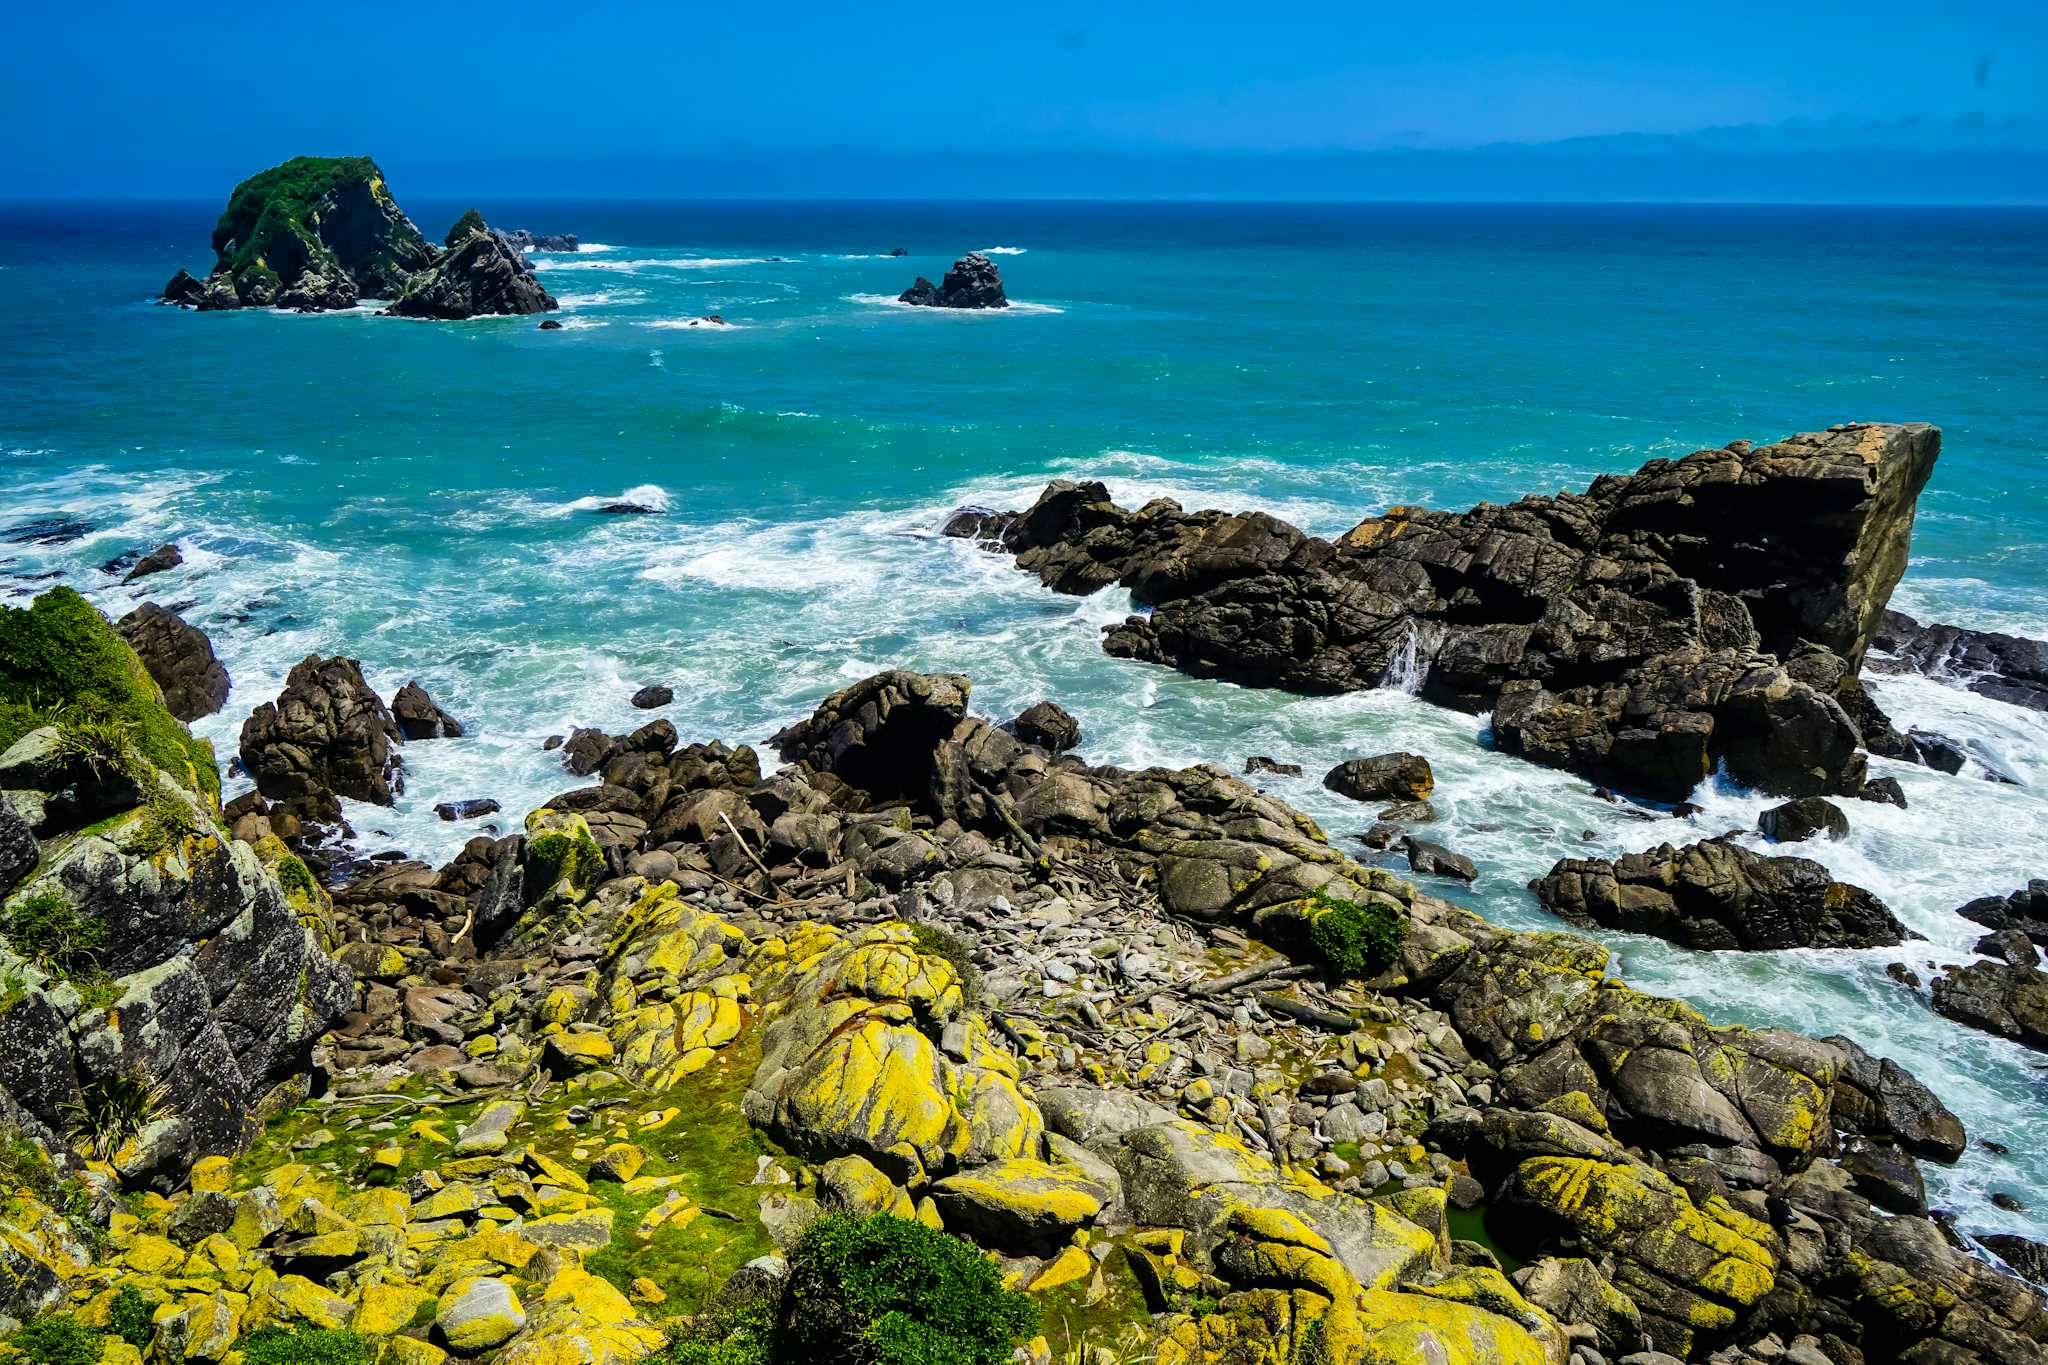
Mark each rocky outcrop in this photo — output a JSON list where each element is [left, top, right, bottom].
[[505, 229, 578, 252], [1756, 796, 1848, 843], [1932, 930, 2048, 1052], [392, 680, 462, 739], [954, 425, 1938, 802], [1873, 608, 2048, 711], [899, 252, 1009, 309], [0, 596, 349, 1200], [121, 542, 182, 583], [115, 603, 230, 722], [162, 155, 433, 312], [1531, 837, 1911, 950], [238, 654, 404, 807], [1957, 881, 2048, 946], [388, 211, 557, 320]]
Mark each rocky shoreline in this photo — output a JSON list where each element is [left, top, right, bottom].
[[3, 419, 2048, 1363]]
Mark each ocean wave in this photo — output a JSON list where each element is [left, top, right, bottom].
[[977, 246, 1028, 255], [555, 288, 646, 309], [532, 256, 771, 276], [640, 318, 744, 331], [556, 483, 672, 515]]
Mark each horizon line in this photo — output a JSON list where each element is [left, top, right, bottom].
[[3, 193, 2046, 209]]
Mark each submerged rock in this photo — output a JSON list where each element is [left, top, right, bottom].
[[1757, 796, 1849, 843], [898, 252, 1009, 309], [1531, 837, 1911, 949], [121, 541, 183, 583], [958, 424, 1938, 802]]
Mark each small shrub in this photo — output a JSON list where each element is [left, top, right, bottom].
[[64, 1071, 171, 1161], [651, 1305, 772, 1365], [73, 972, 124, 1011], [910, 923, 981, 1002], [3, 1313, 104, 1365], [107, 1285, 157, 1348], [1305, 888, 1405, 978], [0, 1127, 62, 1202], [775, 1213, 1038, 1365], [3, 888, 105, 972], [237, 1327, 370, 1365]]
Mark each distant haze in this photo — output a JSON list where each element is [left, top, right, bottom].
[[5, 2, 2043, 202]]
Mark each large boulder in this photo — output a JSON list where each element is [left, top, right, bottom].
[[1324, 752, 1434, 803], [388, 211, 557, 319], [1957, 881, 2048, 947], [116, 603, 230, 722], [392, 680, 463, 739], [164, 155, 433, 310], [898, 252, 1008, 309], [958, 425, 1938, 801], [239, 654, 404, 805], [1530, 837, 1910, 950]]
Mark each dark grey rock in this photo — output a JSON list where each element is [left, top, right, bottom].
[[116, 603, 230, 723]]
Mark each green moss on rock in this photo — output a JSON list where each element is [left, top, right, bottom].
[[1306, 887, 1406, 978], [445, 208, 489, 246], [0, 587, 219, 803]]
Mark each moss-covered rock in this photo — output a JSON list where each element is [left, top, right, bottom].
[[190, 156, 433, 310]]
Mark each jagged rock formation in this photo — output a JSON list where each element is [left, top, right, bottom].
[[387, 211, 557, 320], [1872, 608, 2048, 711], [1957, 880, 2048, 945], [1530, 837, 1911, 950], [115, 603, 230, 722], [952, 424, 1939, 802], [160, 155, 433, 311], [899, 252, 1009, 308], [1932, 929, 2048, 1051], [0, 592, 350, 1212], [392, 680, 463, 740], [505, 229, 578, 252], [238, 654, 404, 813]]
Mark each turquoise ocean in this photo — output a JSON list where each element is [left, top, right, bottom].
[[2, 199, 2046, 1244]]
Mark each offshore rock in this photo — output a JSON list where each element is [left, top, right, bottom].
[[122, 542, 183, 583], [1931, 954, 2048, 1052], [392, 679, 463, 739], [1872, 608, 2048, 711], [957, 425, 1937, 801], [1958, 881, 2048, 946], [898, 252, 1009, 308], [164, 155, 433, 310], [116, 602, 230, 722], [1530, 837, 1910, 950], [1324, 752, 1434, 804], [506, 229, 579, 252], [388, 210, 557, 319], [1756, 796, 1849, 843], [239, 653, 404, 805]]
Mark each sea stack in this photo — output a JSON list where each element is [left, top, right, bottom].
[[899, 251, 1009, 309], [386, 209, 557, 319], [159, 155, 433, 312]]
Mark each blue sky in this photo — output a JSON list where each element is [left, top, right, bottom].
[[6, 2, 2044, 200]]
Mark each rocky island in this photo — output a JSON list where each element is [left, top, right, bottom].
[[3, 542, 2046, 1365], [899, 252, 1009, 308], [160, 158, 556, 320]]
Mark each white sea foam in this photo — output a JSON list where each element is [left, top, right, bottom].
[[640, 318, 744, 331], [555, 288, 646, 309], [977, 246, 1028, 255], [554, 484, 672, 515]]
